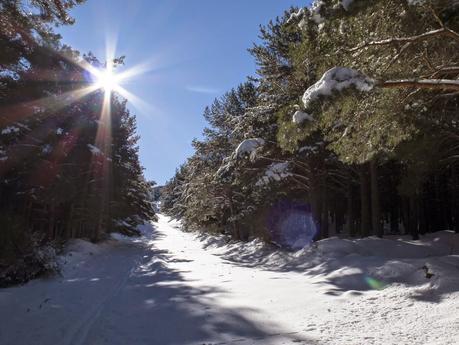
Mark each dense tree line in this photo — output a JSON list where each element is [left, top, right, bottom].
[[0, 0, 155, 284], [162, 0, 459, 247]]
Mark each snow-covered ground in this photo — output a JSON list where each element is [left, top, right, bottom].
[[0, 215, 458, 345]]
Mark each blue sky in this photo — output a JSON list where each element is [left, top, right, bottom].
[[58, 0, 306, 185]]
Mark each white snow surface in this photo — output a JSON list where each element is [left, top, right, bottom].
[[302, 67, 374, 109], [1, 215, 458, 345]]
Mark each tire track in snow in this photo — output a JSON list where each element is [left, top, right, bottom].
[[61, 251, 142, 345]]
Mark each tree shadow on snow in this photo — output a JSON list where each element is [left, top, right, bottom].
[[211, 236, 459, 303], [72, 223, 318, 345]]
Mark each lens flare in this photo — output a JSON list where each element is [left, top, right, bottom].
[[267, 200, 318, 250], [364, 276, 387, 290]]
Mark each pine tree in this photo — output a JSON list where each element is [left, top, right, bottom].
[[162, 0, 459, 244], [0, 0, 156, 285]]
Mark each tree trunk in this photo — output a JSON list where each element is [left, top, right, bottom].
[[345, 181, 355, 236], [335, 199, 345, 234], [48, 202, 55, 239], [453, 165, 459, 233], [321, 183, 329, 239], [360, 164, 371, 237], [227, 188, 239, 240], [310, 183, 322, 240], [389, 197, 399, 234], [409, 194, 419, 240], [419, 197, 427, 235], [370, 159, 382, 237]]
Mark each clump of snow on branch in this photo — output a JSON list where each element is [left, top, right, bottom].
[[289, 1, 355, 30], [256, 162, 292, 186], [302, 67, 374, 109], [0, 148, 7, 162], [235, 138, 265, 159], [1, 126, 20, 135], [87, 144, 103, 155], [287, 8, 305, 25], [299, 145, 318, 154], [310, 0, 326, 24], [340, 0, 354, 11], [292, 110, 314, 124], [215, 157, 234, 179], [41, 144, 52, 154]]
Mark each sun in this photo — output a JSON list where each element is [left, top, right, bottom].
[[79, 42, 154, 114], [93, 68, 120, 93]]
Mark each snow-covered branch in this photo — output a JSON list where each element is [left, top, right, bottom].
[[350, 27, 459, 52], [300, 69, 459, 113], [301, 67, 374, 109], [234, 138, 265, 159]]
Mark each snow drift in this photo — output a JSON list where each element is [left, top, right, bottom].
[[197, 230, 459, 296]]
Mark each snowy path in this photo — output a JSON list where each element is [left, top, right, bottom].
[[1, 214, 458, 345]]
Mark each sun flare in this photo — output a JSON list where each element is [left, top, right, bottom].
[[77, 36, 156, 115], [93, 68, 120, 93]]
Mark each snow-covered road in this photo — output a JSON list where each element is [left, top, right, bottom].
[[1, 214, 458, 345]]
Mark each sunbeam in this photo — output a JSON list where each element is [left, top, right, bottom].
[[0, 84, 99, 128]]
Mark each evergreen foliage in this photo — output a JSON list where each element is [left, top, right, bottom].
[[162, 0, 459, 244]]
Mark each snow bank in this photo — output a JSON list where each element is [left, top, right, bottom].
[[302, 67, 374, 109], [195, 230, 459, 295], [58, 222, 155, 274], [58, 239, 104, 274]]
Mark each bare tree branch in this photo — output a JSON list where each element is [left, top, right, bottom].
[[382, 42, 412, 73], [430, 66, 459, 78], [377, 79, 459, 91]]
